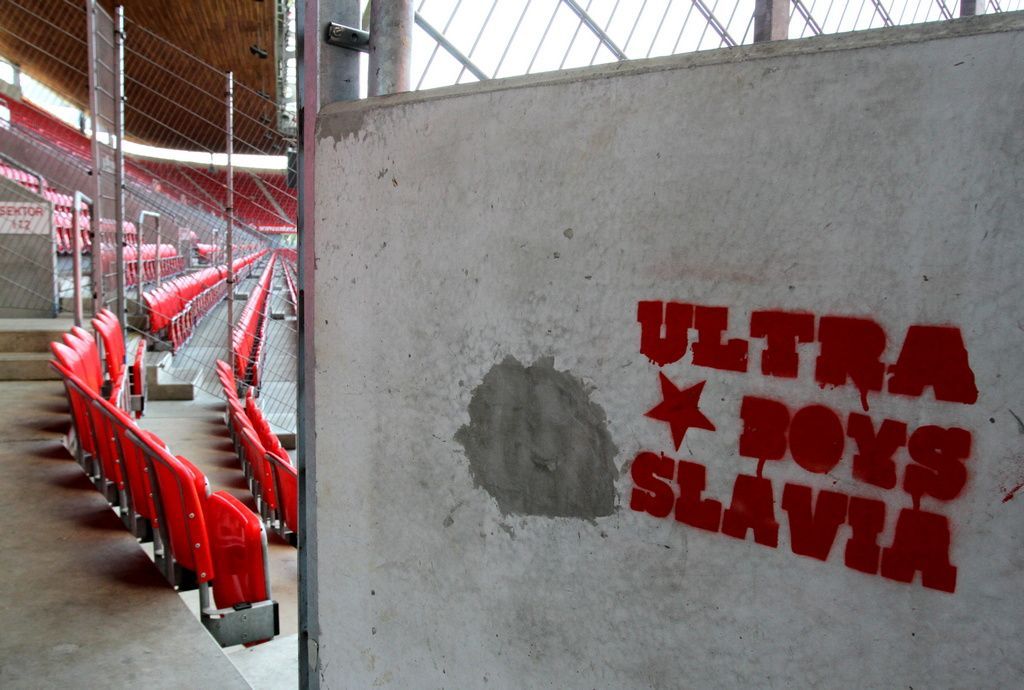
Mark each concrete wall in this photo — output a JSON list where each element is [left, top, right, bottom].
[[312, 15, 1024, 688]]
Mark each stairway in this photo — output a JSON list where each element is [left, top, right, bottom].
[[0, 318, 77, 380]]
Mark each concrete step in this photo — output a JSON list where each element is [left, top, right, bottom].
[[58, 297, 94, 313], [145, 351, 194, 401], [0, 319, 77, 353], [0, 352, 59, 380]]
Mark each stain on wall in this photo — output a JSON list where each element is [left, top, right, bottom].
[[455, 356, 618, 519]]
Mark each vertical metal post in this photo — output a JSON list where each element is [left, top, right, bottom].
[[226, 72, 235, 364], [136, 210, 144, 308], [368, 0, 413, 96], [137, 211, 159, 313], [113, 5, 126, 331], [298, 2, 362, 688], [86, 0, 105, 316], [960, 0, 984, 15], [154, 215, 162, 287], [72, 193, 92, 327], [754, 0, 790, 42]]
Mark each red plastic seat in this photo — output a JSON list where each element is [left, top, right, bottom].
[[126, 428, 215, 584], [264, 449, 298, 539], [92, 309, 125, 384], [206, 491, 270, 610]]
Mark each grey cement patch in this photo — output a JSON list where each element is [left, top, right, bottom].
[[455, 356, 617, 519]]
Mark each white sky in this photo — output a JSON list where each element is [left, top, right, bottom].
[[403, 0, 1018, 91]]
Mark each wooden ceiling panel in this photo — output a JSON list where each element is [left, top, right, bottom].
[[0, 0, 285, 152]]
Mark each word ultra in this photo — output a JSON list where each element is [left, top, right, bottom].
[[629, 301, 978, 594]]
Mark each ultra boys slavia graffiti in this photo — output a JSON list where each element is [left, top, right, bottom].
[[630, 302, 978, 594]]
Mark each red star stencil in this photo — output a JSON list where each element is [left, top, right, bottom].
[[644, 372, 716, 450]]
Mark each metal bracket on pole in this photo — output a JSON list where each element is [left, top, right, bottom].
[[325, 23, 369, 52]]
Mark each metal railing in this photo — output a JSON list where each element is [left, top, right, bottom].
[[403, 0, 1022, 90]]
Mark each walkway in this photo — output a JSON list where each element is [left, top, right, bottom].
[[0, 379, 249, 688]]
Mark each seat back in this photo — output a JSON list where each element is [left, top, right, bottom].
[[64, 326, 104, 393], [240, 426, 276, 511], [92, 309, 125, 383], [91, 395, 158, 521], [125, 429, 215, 582], [206, 491, 270, 610], [265, 450, 298, 536], [50, 343, 96, 456]]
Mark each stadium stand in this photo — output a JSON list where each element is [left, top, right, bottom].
[[48, 317, 279, 647]]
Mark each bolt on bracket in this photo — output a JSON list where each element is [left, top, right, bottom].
[[325, 22, 370, 53]]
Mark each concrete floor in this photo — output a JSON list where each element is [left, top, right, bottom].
[[0, 300, 300, 688], [0, 379, 249, 689]]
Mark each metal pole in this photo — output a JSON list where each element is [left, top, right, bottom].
[[754, 0, 790, 42], [226, 71, 235, 364], [560, 0, 629, 59], [113, 5, 126, 331], [137, 211, 159, 312], [136, 211, 144, 308], [85, 0, 105, 316], [299, 2, 362, 688], [72, 193, 93, 327], [154, 214, 162, 287], [368, 0, 413, 96]]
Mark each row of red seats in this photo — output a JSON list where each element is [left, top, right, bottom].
[[0, 162, 156, 256], [0, 162, 42, 193], [2, 94, 157, 190], [232, 254, 276, 386], [137, 161, 295, 231], [217, 360, 298, 545], [256, 174, 297, 224], [0, 164, 89, 254], [144, 251, 265, 350], [195, 243, 220, 263], [53, 310, 144, 488], [195, 243, 262, 265], [90, 308, 146, 418], [49, 317, 279, 648], [100, 244, 184, 287]]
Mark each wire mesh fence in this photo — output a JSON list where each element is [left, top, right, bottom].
[[0, 0, 298, 432], [1, 0, 1020, 433]]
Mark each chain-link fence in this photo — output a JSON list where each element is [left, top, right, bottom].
[[0, 0, 298, 433], [2, 0, 1020, 434]]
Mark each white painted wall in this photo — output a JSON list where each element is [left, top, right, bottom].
[[313, 16, 1024, 688]]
